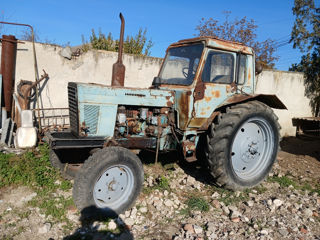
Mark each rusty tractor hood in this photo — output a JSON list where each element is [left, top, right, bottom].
[[72, 82, 175, 108]]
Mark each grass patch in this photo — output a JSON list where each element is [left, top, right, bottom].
[[180, 196, 209, 216], [253, 185, 268, 194], [156, 176, 170, 191], [207, 185, 250, 206], [17, 210, 32, 219], [60, 180, 73, 191], [186, 196, 209, 212], [0, 145, 59, 190], [268, 175, 297, 188], [143, 175, 171, 194], [0, 144, 75, 223], [30, 195, 74, 222], [268, 175, 320, 195]]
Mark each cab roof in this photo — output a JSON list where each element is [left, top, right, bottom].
[[169, 36, 254, 55]]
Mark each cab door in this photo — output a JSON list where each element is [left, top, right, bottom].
[[188, 49, 249, 128]]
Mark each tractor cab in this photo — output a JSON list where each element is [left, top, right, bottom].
[[153, 37, 255, 130]]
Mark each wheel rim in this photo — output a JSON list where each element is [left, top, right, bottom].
[[93, 165, 134, 209], [231, 117, 274, 180]]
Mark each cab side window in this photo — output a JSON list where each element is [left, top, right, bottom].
[[202, 51, 234, 84], [238, 54, 247, 85]]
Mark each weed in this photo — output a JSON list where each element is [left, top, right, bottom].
[[164, 216, 173, 223], [268, 175, 320, 195], [253, 185, 268, 194], [209, 185, 250, 206], [300, 183, 313, 192], [143, 175, 171, 194], [268, 175, 297, 188], [30, 195, 74, 222], [144, 173, 150, 181], [62, 221, 75, 234], [142, 186, 153, 195], [179, 207, 191, 216], [179, 196, 209, 216], [60, 180, 72, 191], [219, 191, 250, 206], [156, 176, 170, 191], [17, 210, 31, 219], [186, 196, 209, 212]]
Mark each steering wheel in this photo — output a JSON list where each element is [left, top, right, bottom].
[[182, 67, 196, 78]]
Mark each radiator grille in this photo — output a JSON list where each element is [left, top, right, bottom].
[[68, 83, 79, 136], [84, 105, 100, 134]]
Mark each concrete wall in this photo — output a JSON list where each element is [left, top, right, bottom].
[[255, 70, 311, 136], [13, 42, 163, 109], [0, 42, 311, 136]]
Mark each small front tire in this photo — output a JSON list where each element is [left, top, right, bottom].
[[73, 146, 144, 217]]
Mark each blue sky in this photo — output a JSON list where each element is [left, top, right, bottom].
[[0, 0, 305, 70]]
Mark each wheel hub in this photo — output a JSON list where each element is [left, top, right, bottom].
[[93, 165, 134, 208], [108, 179, 117, 191], [240, 136, 260, 163]]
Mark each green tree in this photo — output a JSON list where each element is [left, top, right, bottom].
[[290, 0, 320, 116], [195, 11, 278, 68], [83, 28, 153, 56], [291, 0, 319, 52]]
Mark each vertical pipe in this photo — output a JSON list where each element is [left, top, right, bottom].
[[0, 35, 17, 116], [111, 13, 125, 87]]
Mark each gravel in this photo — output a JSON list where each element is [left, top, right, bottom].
[[1, 138, 320, 239]]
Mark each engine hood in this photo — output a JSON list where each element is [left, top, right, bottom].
[[75, 82, 175, 108]]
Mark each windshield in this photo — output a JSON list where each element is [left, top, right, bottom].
[[159, 43, 204, 85]]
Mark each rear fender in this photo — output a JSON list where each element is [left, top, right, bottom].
[[221, 94, 287, 110], [199, 94, 286, 130]]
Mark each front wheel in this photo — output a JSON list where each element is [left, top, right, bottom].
[[73, 146, 144, 218], [206, 101, 280, 190]]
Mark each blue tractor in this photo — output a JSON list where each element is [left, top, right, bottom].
[[47, 15, 286, 217]]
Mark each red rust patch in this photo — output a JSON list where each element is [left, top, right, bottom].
[[178, 92, 189, 129]]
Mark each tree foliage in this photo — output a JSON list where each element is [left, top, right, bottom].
[[291, 0, 319, 52], [83, 28, 153, 56], [195, 11, 278, 68], [290, 47, 320, 116], [290, 0, 320, 116]]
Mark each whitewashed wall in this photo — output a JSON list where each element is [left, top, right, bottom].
[[0, 42, 311, 136]]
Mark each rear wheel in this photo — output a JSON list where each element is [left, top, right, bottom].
[[73, 146, 144, 218], [206, 101, 280, 190]]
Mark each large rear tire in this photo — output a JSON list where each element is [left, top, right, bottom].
[[206, 101, 280, 190], [73, 146, 144, 218]]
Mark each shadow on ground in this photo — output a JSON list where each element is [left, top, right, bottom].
[[139, 144, 216, 187], [63, 206, 133, 240], [280, 136, 320, 161]]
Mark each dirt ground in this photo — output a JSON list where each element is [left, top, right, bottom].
[[279, 137, 320, 184], [0, 136, 320, 240]]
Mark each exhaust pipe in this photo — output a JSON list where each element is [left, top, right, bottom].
[[111, 13, 125, 87], [1, 35, 18, 116]]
